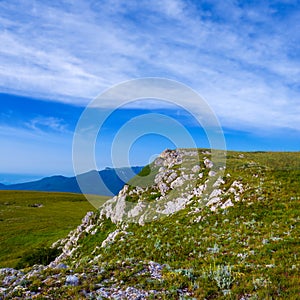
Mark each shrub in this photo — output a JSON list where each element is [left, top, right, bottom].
[[138, 165, 151, 177], [16, 246, 61, 269]]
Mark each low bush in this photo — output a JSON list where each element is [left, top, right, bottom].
[[16, 245, 61, 269]]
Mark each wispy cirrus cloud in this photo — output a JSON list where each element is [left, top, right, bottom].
[[25, 116, 70, 134], [0, 0, 299, 132]]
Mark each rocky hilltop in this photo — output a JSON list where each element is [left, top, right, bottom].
[[100, 149, 236, 224], [0, 149, 299, 299]]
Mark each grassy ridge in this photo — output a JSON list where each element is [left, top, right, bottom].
[[0, 151, 299, 299], [0, 191, 109, 268], [64, 150, 300, 299]]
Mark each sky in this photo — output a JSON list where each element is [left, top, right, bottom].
[[0, 0, 300, 182]]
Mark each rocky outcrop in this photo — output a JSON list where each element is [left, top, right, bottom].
[[98, 149, 237, 225], [49, 149, 244, 263]]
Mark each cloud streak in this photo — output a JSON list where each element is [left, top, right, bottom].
[[25, 116, 70, 134], [0, 0, 300, 131]]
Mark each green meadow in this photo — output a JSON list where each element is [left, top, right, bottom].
[[0, 191, 109, 268]]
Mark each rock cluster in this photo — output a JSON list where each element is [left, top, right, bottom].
[[0, 260, 168, 299], [50, 211, 99, 267], [99, 149, 225, 225], [205, 179, 245, 212], [99, 149, 241, 225]]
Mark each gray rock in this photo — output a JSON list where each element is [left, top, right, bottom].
[[209, 189, 222, 198], [213, 177, 225, 187], [149, 261, 163, 279], [192, 165, 201, 173], [159, 197, 190, 215], [166, 172, 177, 183], [208, 170, 217, 177], [65, 275, 79, 286], [204, 158, 213, 168], [101, 229, 123, 247], [170, 177, 184, 189], [206, 197, 221, 206], [157, 182, 169, 195], [2, 275, 16, 286], [56, 263, 68, 269], [221, 199, 234, 209], [154, 157, 164, 166]]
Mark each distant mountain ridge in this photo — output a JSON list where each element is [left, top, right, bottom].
[[0, 167, 143, 196]]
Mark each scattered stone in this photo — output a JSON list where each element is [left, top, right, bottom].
[[159, 198, 190, 215], [102, 229, 124, 248], [128, 201, 147, 218], [28, 203, 43, 208], [221, 199, 234, 209], [208, 170, 217, 177], [170, 177, 184, 189], [192, 185, 205, 197], [204, 158, 213, 168], [213, 177, 225, 187], [209, 189, 222, 199], [96, 286, 154, 299], [65, 275, 79, 286], [192, 165, 201, 173], [0, 149, 279, 300], [149, 261, 163, 279], [56, 263, 68, 269], [155, 158, 164, 166], [157, 182, 169, 195], [194, 215, 202, 223], [206, 197, 221, 206], [166, 172, 177, 183]]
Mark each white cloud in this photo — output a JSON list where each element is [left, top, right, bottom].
[[0, 0, 299, 131], [25, 116, 70, 133]]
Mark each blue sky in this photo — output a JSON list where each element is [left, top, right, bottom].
[[0, 0, 300, 180]]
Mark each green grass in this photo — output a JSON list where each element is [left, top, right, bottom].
[[64, 150, 300, 299], [128, 162, 159, 188], [0, 190, 109, 268]]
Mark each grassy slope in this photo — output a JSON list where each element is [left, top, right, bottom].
[[0, 151, 299, 299], [0, 191, 109, 268], [65, 150, 300, 299]]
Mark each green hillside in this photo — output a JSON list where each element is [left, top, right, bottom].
[[0, 191, 108, 268], [0, 150, 299, 299]]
